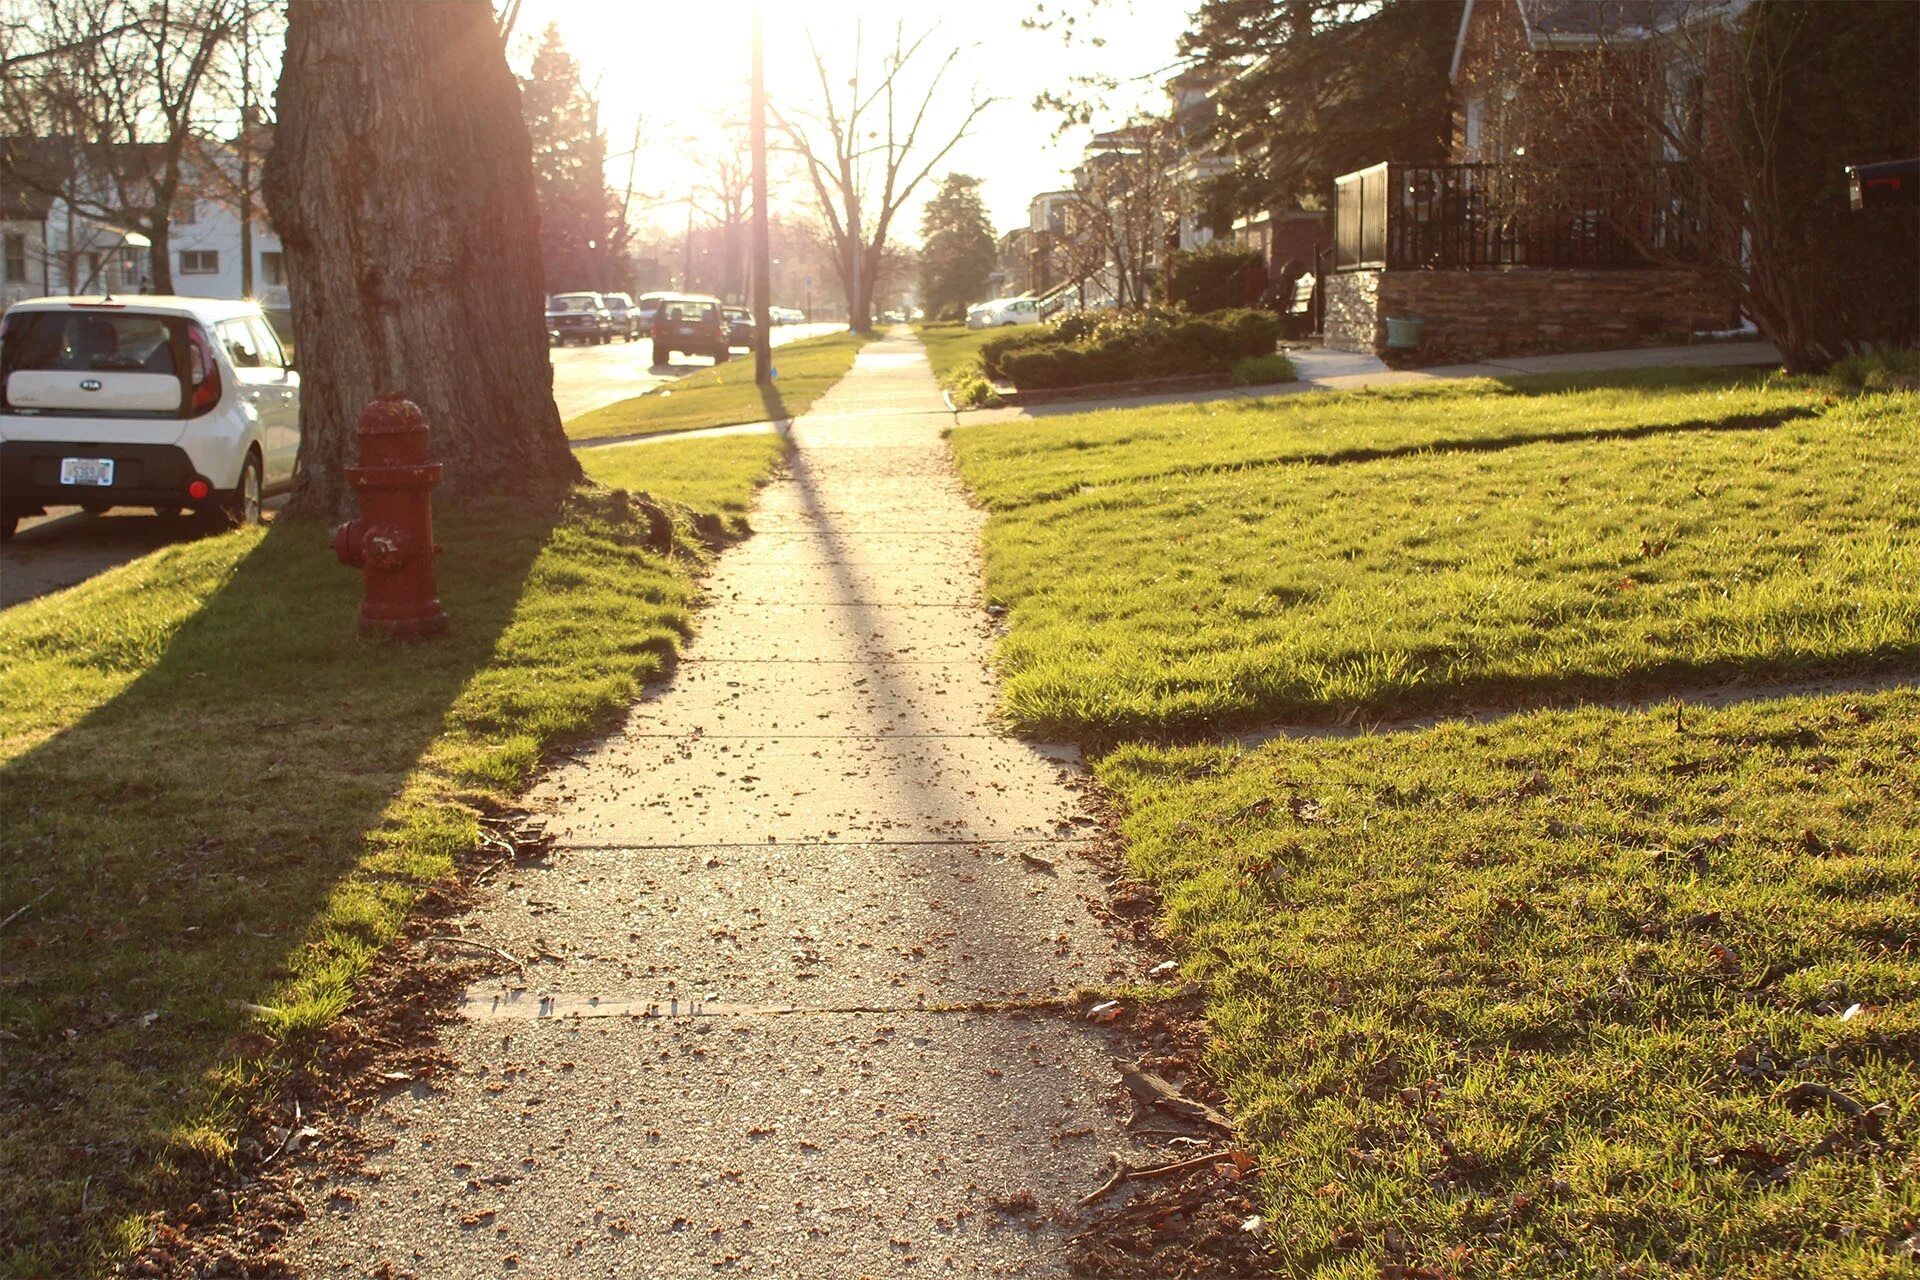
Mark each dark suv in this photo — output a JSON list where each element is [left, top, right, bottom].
[[546, 293, 613, 346], [651, 294, 730, 365]]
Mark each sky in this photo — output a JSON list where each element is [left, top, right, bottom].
[[508, 0, 1200, 241]]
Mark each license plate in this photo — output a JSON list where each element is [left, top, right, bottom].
[[60, 457, 114, 487], [679, 325, 695, 335]]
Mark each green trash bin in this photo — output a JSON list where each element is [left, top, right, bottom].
[[1384, 315, 1426, 349]]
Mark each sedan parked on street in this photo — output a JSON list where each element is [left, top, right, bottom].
[[723, 306, 757, 351], [1, 295, 299, 541], [601, 292, 642, 340], [546, 292, 614, 345]]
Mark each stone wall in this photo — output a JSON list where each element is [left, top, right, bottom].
[[1325, 266, 1728, 363], [1323, 269, 1381, 353]]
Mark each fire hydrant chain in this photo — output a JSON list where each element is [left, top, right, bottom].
[[331, 393, 448, 639]]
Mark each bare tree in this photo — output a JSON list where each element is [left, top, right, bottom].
[[1064, 120, 1179, 307], [0, 0, 247, 293], [265, 0, 579, 520], [1529, 0, 1919, 371], [685, 123, 753, 301], [773, 22, 993, 332]]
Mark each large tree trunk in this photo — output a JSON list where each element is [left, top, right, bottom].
[[264, 0, 579, 522]]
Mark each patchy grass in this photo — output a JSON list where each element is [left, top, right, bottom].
[[1231, 353, 1297, 386], [951, 371, 1919, 738], [915, 321, 1003, 406], [1101, 688, 1920, 1278], [0, 434, 786, 1275], [564, 331, 868, 441]]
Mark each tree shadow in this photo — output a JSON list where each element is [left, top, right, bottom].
[[0, 506, 556, 1271]]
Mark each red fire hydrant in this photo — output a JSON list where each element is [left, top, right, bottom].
[[331, 393, 447, 640]]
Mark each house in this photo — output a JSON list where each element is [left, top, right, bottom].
[[1324, 0, 1743, 360], [1, 134, 288, 324]]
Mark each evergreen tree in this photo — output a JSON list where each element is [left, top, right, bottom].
[[520, 24, 622, 290], [1183, 0, 1461, 215], [918, 173, 997, 320]]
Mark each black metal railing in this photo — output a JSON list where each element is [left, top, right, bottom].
[[1334, 162, 1700, 271]]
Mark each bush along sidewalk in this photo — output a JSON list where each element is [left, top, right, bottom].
[[985, 308, 1286, 391], [0, 433, 786, 1275]]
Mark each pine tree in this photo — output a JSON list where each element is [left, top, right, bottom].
[[918, 174, 997, 321], [520, 24, 620, 291]]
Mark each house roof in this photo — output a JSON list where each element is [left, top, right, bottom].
[[1450, 0, 1743, 81]]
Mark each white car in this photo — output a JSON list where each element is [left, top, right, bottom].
[[0, 295, 299, 541], [965, 296, 1044, 329]]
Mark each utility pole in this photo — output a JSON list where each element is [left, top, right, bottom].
[[749, 9, 772, 384], [239, 4, 254, 297]]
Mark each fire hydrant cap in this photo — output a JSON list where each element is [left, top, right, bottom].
[[358, 392, 427, 435]]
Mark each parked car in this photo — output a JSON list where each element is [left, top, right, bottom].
[[769, 306, 804, 325], [723, 306, 757, 350], [546, 292, 614, 345], [601, 292, 641, 340], [635, 291, 675, 330], [652, 294, 731, 365], [966, 296, 1043, 329], [0, 295, 300, 540]]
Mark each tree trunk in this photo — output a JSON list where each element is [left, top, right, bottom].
[[148, 220, 173, 293], [265, 0, 580, 523]]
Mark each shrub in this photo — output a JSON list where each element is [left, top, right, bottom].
[[1230, 353, 1297, 385], [997, 308, 1282, 390], [1828, 346, 1920, 391], [1164, 243, 1264, 312]]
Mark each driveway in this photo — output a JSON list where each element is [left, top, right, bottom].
[[0, 323, 846, 611]]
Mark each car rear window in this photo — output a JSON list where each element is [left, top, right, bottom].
[[1, 311, 179, 376], [550, 295, 599, 312], [664, 301, 717, 322]]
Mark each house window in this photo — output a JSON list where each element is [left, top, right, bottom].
[[173, 197, 197, 225], [3, 233, 24, 283], [260, 250, 285, 287], [1464, 95, 1486, 158], [180, 249, 219, 275]]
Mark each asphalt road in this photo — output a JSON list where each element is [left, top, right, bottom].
[[0, 323, 845, 611]]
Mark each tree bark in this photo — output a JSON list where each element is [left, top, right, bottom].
[[265, 0, 579, 522]]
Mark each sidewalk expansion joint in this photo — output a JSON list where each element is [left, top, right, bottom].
[[458, 989, 1089, 1023], [545, 835, 1100, 852]]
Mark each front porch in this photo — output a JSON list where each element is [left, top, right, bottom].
[[1324, 161, 1731, 362]]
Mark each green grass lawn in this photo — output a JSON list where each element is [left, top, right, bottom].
[[564, 331, 868, 441], [1102, 689, 1920, 1278], [0, 434, 785, 1275], [951, 371, 1918, 738], [952, 365, 1920, 1276]]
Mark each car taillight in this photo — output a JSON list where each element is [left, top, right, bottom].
[[186, 322, 220, 417]]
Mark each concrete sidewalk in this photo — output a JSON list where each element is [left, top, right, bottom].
[[285, 332, 1143, 1276]]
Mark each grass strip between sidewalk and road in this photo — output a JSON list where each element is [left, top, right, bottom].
[[951, 369, 1919, 739], [1102, 688, 1920, 1278], [0, 433, 785, 1275], [564, 330, 869, 441]]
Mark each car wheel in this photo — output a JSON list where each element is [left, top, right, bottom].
[[0, 513, 16, 543], [715, 349, 730, 364], [153, 505, 182, 520], [80, 501, 111, 516], [659, 349, 673, 365], [207, 451, 264, 530]]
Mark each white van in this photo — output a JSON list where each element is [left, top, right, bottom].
[[0, 295, 299, 541], [965, 296, 1044, 329]]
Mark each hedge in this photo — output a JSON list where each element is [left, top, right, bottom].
[[1164, 243, 1264, 313], [995, 309, 1281, 390]]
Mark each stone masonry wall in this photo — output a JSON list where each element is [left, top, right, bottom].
[[1325, 267, 1723, 363], [1323, 269, 1381, 353]]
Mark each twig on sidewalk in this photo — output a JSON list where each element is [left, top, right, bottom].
[[1077, 1148, 1238, 1207], [419, 935, 524, 970]]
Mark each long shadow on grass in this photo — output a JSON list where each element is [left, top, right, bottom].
[[996, 404, 1817, 512], [0, 509, 553, 1273]]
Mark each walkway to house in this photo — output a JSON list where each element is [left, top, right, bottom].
[[284, 331, 1141, 1277]]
